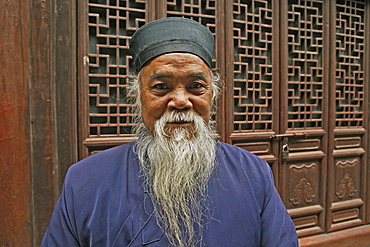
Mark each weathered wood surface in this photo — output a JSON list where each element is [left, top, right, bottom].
[[0, 0, 32, 246]]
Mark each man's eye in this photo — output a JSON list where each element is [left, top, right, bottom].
[[189, 83, 204, 89], [153, 84, 169, 90]]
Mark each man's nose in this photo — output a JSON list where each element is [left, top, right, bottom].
[[167, 89, 193, 110]]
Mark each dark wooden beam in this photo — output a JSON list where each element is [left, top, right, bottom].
[[29, 0, 78, 245]]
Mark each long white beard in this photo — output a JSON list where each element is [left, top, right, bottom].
[[135, 111, 217, 247]]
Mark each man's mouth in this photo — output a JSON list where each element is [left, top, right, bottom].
[[169, 121, 190, 124], [166, 121, 193, 126], [168, 121, 190, 124]]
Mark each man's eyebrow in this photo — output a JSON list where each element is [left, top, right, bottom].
[[189, 72, 208, 80], [150, 73, 172, 81]]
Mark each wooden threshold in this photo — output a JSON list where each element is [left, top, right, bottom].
[[299, 225, 370, 247]]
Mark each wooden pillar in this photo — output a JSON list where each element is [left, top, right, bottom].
[[0, 0, 77, 245], [0, 0, 32, 245]]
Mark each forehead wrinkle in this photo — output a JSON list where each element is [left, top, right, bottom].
[[149, 73, 173, 82], [149, 72, 209, 82]]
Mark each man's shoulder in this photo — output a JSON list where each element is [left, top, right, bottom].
[[216, 141, 271, 177], [65, 142, 138, 183], [74, 141, 135, 164], [217, 141, 264, 162]]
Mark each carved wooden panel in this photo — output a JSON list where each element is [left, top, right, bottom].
[[288, 160, 325, 237], [329, 132, 366, 232], [329, 154, 364, 231], [284, 136, 326, 237]]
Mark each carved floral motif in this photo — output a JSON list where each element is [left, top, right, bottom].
[[336, 173, 357, 199], [290, 178, 316, 206]]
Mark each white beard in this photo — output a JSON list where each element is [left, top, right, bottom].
[[135, 111, 217, 247]]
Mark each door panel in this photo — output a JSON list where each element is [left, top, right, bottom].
[[282, 133, 327, 237], [279, 0, 328, 237], [327, 0, 368, 232]]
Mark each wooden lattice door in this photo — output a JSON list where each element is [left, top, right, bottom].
[[224, 0, 329, 237], [279, 0, 369, 237], [327, 0, 368, 234]]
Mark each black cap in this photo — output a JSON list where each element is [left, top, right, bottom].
[[129, 17, 214, 73]]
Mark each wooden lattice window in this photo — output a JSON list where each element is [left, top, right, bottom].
[[88, 0, 146, 138], [232, 0, 274, 132], [335, 0, 365, 128], [287, 0, 324, 130]]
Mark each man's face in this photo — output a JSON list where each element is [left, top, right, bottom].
[[140, 53, 213, 134]]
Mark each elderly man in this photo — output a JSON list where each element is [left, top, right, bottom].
[[42, 18, 298, 247]]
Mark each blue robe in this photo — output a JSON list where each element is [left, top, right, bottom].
[[42, 142, 298, 246]]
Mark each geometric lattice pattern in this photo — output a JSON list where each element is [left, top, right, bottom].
[[335, 0, 365, 128], [233, 0, 273, 132], [88, 0, 146, 137], [287, 0, 324, 129], [166, 0, 217, 35]]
